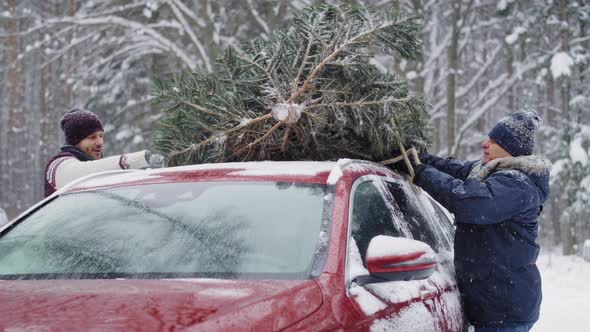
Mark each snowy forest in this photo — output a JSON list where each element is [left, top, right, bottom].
[[0, 0, 588, 256]]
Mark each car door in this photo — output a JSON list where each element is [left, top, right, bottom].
[[345, 175, 463, 332], [380, 179, 463, 332]]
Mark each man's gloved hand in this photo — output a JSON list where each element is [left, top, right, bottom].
[[145, 150, 168, 168]]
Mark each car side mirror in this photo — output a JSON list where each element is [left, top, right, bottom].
[[354, 235, 436, 286]]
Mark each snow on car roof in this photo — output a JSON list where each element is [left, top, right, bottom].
[[61, 160, 358, 192]]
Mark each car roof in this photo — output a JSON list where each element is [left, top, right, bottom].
[[61, 160, 394, 193]]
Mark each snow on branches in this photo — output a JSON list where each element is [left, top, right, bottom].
[[152, 4, 432, 165]]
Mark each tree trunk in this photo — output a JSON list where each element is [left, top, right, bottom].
[[546, 75, 554, 126], [446, 0, 460, 154], [506, 46, 515, 112], [199, 0, 217, 71], [1, 0, 25, 218], [559, 0, 571, 142], [478, 40, 488, 133], [411, 0, 426, 96], [64, 0, 76, 108]]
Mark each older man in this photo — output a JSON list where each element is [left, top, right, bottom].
[[411, 110, 551, 332], [45, 108, 165, 197]]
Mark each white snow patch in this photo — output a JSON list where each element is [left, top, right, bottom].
[[0, 208, 8, 227], [569, 136, 589, 166], [198, 288, 252, 298], [550, 158, 567, 181], [327, 165, 343, 185], [367, 235, 434, 259], [142, 8, 152, 18], [533, 251, 590, 331], [327, 159, 351, 185], [132, 135, 144, 144], [168, 278, 236, 284], [550, 52, 574, 79], [348, 238, 369, 281], [433, 290, 463, 331], [146, 1, 158, 11], [104, 124, 115, 132], [371, 302, 435, 332], [349, 283, 388, 315], [506, 26, 526, 45], [496, 0, 514, 11], [115, 129, 132, 140], [570, 95, 588, 107], [347, 239, 387, 316]]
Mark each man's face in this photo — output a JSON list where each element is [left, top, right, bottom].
[[76, 131, 104, 160], [481, 137, 511, 164]]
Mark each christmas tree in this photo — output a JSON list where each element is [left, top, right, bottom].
[[152, 4, 431, 166]]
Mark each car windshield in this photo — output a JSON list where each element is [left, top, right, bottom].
[[0, 181, 326, 280]]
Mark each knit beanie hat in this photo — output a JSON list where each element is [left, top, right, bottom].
[[60, 108, 104, 146], [488, 109, 543, 157]]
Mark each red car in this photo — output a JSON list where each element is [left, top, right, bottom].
[[0, 160, 463, 331]]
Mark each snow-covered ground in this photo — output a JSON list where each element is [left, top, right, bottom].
[[533, 250, 590, 332]]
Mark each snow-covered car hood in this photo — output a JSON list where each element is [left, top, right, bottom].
[[0, 278, 323, 331]]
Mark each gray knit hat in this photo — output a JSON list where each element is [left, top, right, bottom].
[[488, 110, 543, 157]]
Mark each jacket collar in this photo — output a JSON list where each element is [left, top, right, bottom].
[[469, 155, 552, 181], [60, 145, 94, 162]]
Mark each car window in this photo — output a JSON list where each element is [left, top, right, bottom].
[[418, 193, 455, 251], [350, 177, 452, 257], [350, 180, 404, 263], [0, 181, 326, 280], [381, 181, 450, 251]]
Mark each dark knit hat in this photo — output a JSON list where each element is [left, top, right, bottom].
[[60, 108, 104, 146], [488, 109, 543, 157]]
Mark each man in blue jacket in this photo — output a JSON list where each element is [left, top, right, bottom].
[[411, 110, 551, 332]]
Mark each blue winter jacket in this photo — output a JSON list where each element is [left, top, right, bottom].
[[414, 153, 551, 328]]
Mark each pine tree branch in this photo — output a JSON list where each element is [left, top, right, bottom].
[[235, 55, 285, 103], [168, 114, 273, 159], [291, 31, 314, 95], [287, 16, 413, 103], [281, 126, 292, 152], [242, 121, 283, 151], [305, 97, 412, 109], [159, 94, 229, 119]]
